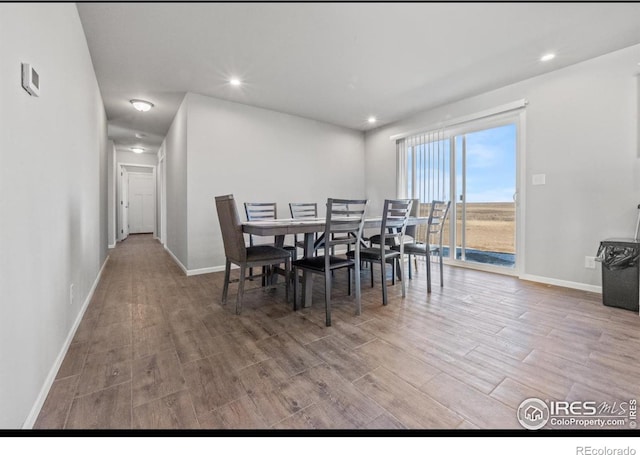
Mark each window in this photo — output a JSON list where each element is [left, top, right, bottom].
[[396, 102, 525, 272]]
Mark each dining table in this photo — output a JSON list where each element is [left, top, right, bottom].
[[242, 216, 430, 308]]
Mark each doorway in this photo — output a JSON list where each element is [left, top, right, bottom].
[[401, 109, 523, 275], [453, 123, 517, 269], [117, 163, 156, 240], [128, 172, 155, 234]]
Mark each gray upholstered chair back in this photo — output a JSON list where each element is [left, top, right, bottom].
[[215, 194, 247, 263]]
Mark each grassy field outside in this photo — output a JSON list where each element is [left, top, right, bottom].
[[417, 202, 515, 254]]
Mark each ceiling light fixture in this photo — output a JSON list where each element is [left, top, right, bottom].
[[131, 147, 144, 154], [368, 116, 377, 124], [130, 99, 154, 112], [540, 53, 556, 62], [229, 78, 242, 86]]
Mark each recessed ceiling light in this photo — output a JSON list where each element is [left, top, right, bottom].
[[540, 53, 556, 62], [368, 116, 377, 124], [130, 99, 154, 112], [131, 147, 144, 154], [229, 78, 242, 86], [135, 133, 147, 139]]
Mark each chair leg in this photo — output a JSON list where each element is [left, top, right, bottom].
[[439, 251, 444, 287], [324, 270, 332, 327], [370, 262, 374, 287], [391, 258, 396, 285], [380, 260, 388, 306], [292, 267, 298, 311], [426, 252, 432, 294], [236, 265, 246, 315], [222, 259, 231, 305], [347, 267, 352, 296], [354, 258, 362, 316], [408, 253, 412, 280], [400, 256, 406, 298], [285, 259, 291, 303]]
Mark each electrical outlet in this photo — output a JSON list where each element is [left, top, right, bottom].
[[585, 256, 596, 269], [70, 283, 74, 305]]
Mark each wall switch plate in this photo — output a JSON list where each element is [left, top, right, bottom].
[[532, 174, 546, 185], [585, 256, 596, 269]]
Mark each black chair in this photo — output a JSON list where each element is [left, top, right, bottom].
[[347, 199, 412, 306], [215, 195, 291, 315], [244, 202, 297, 282], [393, 200, 450, 293], [292, 198, 368, 327]]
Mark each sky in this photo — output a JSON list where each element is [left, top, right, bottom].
[[459, 123, 516, 203], [408, 122, 516, 203]]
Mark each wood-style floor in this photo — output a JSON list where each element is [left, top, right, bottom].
[[34, 234, 640, 430]]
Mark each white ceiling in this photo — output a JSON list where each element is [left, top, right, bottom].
[[77, 3, 640, 154]]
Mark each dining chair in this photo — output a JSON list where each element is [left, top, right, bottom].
[[347, 199, 413, 306], [215, 195, 291, 315], [393, 200, 451, 293], [289, 202, 319, 256], [368, 198, 419, 248], [292, 198, 368, 327], [244, 202, 297, 282]]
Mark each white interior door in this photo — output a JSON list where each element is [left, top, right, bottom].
[[128, 172, 155, 234], [121, 167, 130, 239]]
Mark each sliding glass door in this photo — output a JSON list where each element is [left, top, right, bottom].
[[453, 123, 517, 269], [400, 112, 521, 274]]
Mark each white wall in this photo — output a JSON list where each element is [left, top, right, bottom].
[[0, 4, 108, 428], [107, 140, 116, 247], [365, 44, 640, 289], [164, 92, 365, 272], [116, 150, 158, 167], [163, 97, 189, 267], [157, 143, 166, 244]]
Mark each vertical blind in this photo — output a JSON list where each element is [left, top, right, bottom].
[[397, 128, 450, 204]]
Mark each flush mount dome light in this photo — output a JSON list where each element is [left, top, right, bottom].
[[540, 53, 556, 62], [229, 78, 241, 86], [130, 99, 154, 112], [131, 147, 144, 154], [368, 116, 377, 124]]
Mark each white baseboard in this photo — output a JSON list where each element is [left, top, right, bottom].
[[186, 265, 230, 276], [519, 273, 602, 294], [163, 246, 237, 276], [164, 245, 189, 275], [108, 243, 116, 249], [22, 255, 110, 429]]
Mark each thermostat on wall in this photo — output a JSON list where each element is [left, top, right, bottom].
[[21, 63, 40, 97]]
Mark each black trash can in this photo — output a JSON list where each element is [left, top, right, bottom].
[[596, 238, 640, 312]]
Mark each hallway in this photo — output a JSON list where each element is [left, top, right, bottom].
[[34, 235, 640, 430]]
